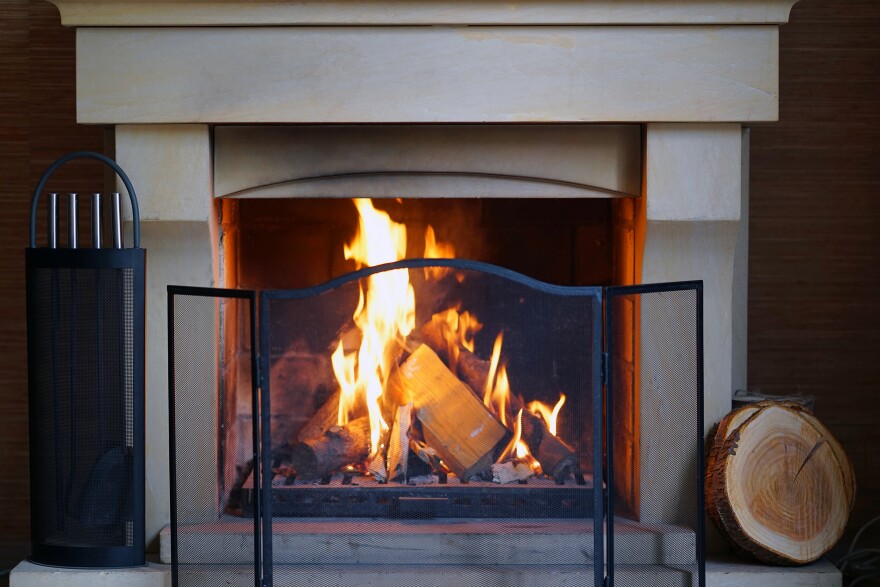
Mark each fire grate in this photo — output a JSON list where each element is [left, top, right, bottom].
[[242, 473, 594, 518]]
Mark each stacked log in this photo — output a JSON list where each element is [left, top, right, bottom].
[[278, 312, 579, 483], [399, 345, 508, 479], [287, 416, 371, 479]]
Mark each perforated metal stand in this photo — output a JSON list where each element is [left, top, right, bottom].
[[25, 152, 146, 567]]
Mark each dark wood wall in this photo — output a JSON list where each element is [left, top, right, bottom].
[[0, 0, 877, 571], [0, 0, 104, 571], [748, 0, 880, 540]]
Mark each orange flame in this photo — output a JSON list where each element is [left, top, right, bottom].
[[527, 394, 566, 437], [332, 199, 460, 464], [432, 308, 483, 375], [483, 332, 504, 408], [440, 308, 481, 354], [332, 199, 416, 457], [424, 225, 455, 280], [498, 409, 523, 462]]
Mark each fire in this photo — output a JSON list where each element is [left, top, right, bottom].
[[423, 225, 455, 280], [484, 332, 504, 408], [332, 199, 416, 456], [496, 409, 541, 475], [432, 308, 483, 375], [527, 394, 566, 437], [440, 308, 481, 354], [326, 198, 569, 483]]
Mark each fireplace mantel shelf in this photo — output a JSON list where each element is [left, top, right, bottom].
[[48, 0, 798, 27]]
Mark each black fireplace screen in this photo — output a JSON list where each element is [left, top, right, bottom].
[[168, 261, 703, 587], [605, 282, 705, 587]]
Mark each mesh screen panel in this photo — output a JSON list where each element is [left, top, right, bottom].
[[29, 266, 135, 546], [606, 283, 704, 587], [169, 288, 259, 587], [259, 260, 604, 587], [166, 271, 704, 587], [26, 247, 145, 567]]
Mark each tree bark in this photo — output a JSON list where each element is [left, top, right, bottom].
[[521, 409, 577, 482], [288, 416, 371, 479]]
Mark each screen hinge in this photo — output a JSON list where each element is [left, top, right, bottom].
[[601, 351, 610, 387], [256, 357, 266, 392]]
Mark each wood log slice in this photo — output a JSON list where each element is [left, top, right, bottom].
[[705, 403, 762, 535], [707, 402, 855, 565]]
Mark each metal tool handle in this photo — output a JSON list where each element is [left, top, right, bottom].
[[111, 193, 123, 249], [29, 151, 140, 249], [68, 193, 78, 249], [47, 193, 58, 249], [91, 193, 102, 249]]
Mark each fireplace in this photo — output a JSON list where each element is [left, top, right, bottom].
[[209, 124, 640, 519], [165, 125, 703, 586], [14, 0, 804, 585]]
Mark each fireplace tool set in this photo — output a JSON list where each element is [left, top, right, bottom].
[[25, 151, 145, 567]]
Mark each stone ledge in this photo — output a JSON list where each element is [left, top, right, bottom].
[[76, 26, 779, 124], [159, 518, 696, 566], [10, 556, 842, 587], [48, 0, 799, 27]]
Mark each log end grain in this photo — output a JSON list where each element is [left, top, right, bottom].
[[706, 401, 855, 565]]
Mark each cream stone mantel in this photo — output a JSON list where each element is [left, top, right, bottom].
[[61, 2, 794, 124], [22, 2, 837, 586], [51, 0, 798, 26]]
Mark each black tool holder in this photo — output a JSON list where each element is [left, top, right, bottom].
[[25, 151, 145, 567]]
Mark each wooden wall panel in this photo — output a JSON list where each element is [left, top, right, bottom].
[[0, 0, 34, 571], [748, 0, 880, 543], [0, 0, 104, 572]]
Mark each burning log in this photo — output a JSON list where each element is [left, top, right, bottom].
[[287, 416, 371, 479], [521, 409, 577, 482], [417, 315, 491, 395], [295, 388, 341, 442], [400, 345, 508, 480], [457, 351, 491, 398], [386, 403, 412, 482]]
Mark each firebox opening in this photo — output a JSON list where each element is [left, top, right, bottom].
[[215, 196, 641, 521], [209, 124, 644, 520]]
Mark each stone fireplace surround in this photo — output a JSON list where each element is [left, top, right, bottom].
[[11, 0, 841, 585]]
